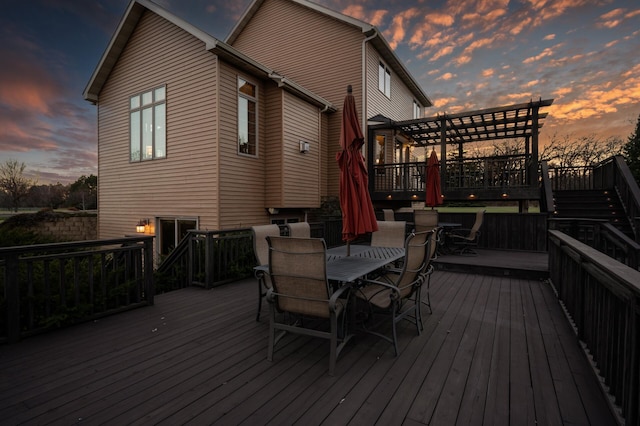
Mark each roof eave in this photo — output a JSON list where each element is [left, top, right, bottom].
[[84, 0, 335, 112], [226, 0, 431, 108]]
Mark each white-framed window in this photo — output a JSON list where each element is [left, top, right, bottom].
[[238, 77, 257, 156], [130, 86, 166, 162], [157, 217, 198, 256], [378, 62, 391, 98], [413, 100, 422, 119]]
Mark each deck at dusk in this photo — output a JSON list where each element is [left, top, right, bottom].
[[0, 265, 617, 425]]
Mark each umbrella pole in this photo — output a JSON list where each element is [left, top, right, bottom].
[[347, 240, 351, 256]]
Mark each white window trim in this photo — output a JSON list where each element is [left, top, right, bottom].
[[379, 62, 391, 99], [237, 76, 258, 157]]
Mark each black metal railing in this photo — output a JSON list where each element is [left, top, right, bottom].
[[549, 230, 640, 425], [0, 236, 154, 343]]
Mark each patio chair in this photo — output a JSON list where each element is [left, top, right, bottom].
[[382, 209, 395, 221], [355, 230, 432, 355], [266, 236, 353, 376], [448, 209, 485, 255], [370, 220, 407, 248], [413, 209, 438, 232], [286, 222, 310, 238], [252, 224, 281, 321], [420, 227, 440, 316]]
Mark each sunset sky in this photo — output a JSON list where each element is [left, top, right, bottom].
[[1, 0, 639, 184]]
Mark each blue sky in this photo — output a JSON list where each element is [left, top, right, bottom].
[[1, 0, 638, 184]]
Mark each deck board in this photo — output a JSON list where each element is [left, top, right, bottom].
[[0, 268, 619, 425]]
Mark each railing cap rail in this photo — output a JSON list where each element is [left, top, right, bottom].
[[0, 235, 154, 257], [549, 229, 640, 294]]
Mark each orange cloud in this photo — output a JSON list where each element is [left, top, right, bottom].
[[437, 72, 457, 81], [522, 46, 557, 64], [341, 5, 388, 27], [481, 68, 495, 77], [386, 8, 419, 49]]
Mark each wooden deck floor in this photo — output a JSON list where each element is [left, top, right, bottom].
[[0, 270, 617, 425]]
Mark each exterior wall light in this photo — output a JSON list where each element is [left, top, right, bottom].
[[468, 194, 476, 199], [136, 219, 149, 233], [501, 193, 509, 198], [299, 141, 310, 154]]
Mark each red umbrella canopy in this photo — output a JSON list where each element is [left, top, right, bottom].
[[336, 87, 378, 242], [426, 148, 443, 208]]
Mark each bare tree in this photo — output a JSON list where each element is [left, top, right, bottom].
[[0, 160, 37, 212], [541, 132, 624, 167]]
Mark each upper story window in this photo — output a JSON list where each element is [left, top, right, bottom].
[[238, 77, 257, 156], [413, 100, 422, 119], [378, 62, 391, 98], [130, 86, 166, 162]]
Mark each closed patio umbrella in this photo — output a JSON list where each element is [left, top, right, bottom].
[[426, 148, 443, 208], [336, 86, 378, 254]]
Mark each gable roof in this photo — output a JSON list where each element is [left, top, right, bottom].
[[226, 0, 432, 108], [83, 0, 335, 112]]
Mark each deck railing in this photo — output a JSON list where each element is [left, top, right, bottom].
[[548, 156, 640, 241], [443, 154, 530, 189], [372, 154, 533, 195], [0, 236, 154, 343], [549, 218, 640, 270], [156, 220, 343, 289], [548, 230, 640, 425]]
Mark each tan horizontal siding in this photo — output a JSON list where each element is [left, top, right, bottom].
[[231, 0, 364, 198], [281, 91, 321, 207], [264, 85, 284, 207], [217, 62, 272, 229], [97, 10, 219, 240]]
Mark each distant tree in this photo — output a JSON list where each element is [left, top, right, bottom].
[[0, 160, 37, 212], [27, 183, 68, 209], [541, 132, 624, 167], [67, 174, 97, 210], [623, 114, 640, 183]]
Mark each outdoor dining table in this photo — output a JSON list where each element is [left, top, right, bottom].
[[254, 244, 405, 285]]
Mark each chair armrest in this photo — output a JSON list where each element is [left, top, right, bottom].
[[447, 228, 471, 236], [357, 278, 401, 300], [329, 282, 354, 312]]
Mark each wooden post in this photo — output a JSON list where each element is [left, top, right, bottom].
[[143, 236, 155, 305], [5, 253, 20, 343]]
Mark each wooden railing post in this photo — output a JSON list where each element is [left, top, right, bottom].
[[143, 237, 154, 305], [5, 253, 20, 343]]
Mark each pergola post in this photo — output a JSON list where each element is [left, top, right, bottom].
[[440, 116, 447, 194]]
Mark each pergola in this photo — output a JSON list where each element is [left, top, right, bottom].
[[367, 99, 555, 204]]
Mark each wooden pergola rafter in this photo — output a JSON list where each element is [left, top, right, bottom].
[[389, 99, 554, 147]]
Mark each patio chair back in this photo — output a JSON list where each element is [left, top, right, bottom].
[[286, 222, 311, 238], [252, 224, 281, 266], [395, 230, 431, 300], [382, 209, 395, 221], [267, 236, 331, 318], [371, 221, 407, 248], [468, 209, 485, 240], [414, 209, 439, 232]]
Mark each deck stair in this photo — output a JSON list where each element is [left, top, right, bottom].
[[552, 189, 634, 237]]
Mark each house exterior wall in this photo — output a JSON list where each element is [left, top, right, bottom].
[[230, 0, 364, 198], [365, 43, 422, 122], [96, 8, 328, 237], [230, 0, 426, 198], [97, 10, 220, 239]]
